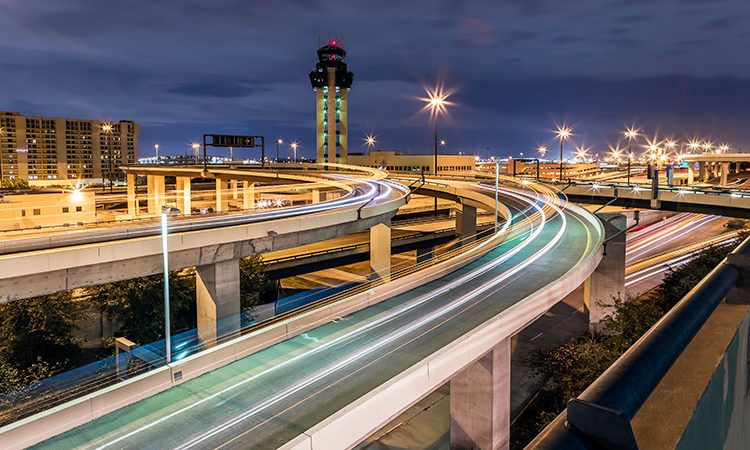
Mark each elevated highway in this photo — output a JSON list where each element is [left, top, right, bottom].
[[6, 180, 606, 450]]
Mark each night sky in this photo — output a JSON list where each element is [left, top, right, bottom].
[[2, 0, 750, 160]]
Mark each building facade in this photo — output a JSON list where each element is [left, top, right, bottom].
[[0, 112, 139, 186], [309, 41, 354, 164], [348, 151, 476, 174]]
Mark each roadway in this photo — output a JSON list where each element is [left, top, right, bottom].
[[32, 183, 602, 449]]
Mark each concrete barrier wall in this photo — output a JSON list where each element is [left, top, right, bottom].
[[631, 303, 750, 450]]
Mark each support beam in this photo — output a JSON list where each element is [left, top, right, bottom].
[[231, 179, 239, 200], [370, 220, 391, 279], [339, 89, 349, 164], [126, 173, 137, 217], [686, 166, 694, 185], [699, 162, 707, 182], [176, 176, 191, 215], [326, 67, 337, 165], [312, 189, 321, 204], [450, 338, 511, 450], [588, 213, 627, 328], [456, 204, 477, 244], [196, 259, 241, 346], [720, 161, 730, 186], [147, 174, 165, 215], [242, 181, 255, 210], [215, 178, 228, 212]]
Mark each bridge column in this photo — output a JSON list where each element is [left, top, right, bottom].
[[370, 220, 391, 279], [126, 173, 137, 217], [242, 181, 255, 210], [147, 174, 165, 215], [196, 259, 241, 347], [588, 213, 627, 328], [450, 338, 511, 450], [720, 162, 730, 186], [686, 166, 695, 185], [698, 162, 706, 182], [176, 176, 191, 215], [312, 189, 321, 204], [231, 179, 239, 199], [456, 204, 477, 244], [735, 162, 742, 174], [215, 178, 228, 212]]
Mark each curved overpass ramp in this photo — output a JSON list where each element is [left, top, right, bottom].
[[21, 181, 604, 450]]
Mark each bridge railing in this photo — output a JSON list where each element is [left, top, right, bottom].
[[527, 235, 750, 449], [553, 179, 750, 198]]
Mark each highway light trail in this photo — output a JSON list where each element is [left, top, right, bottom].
[[84, 187, 562, 450]]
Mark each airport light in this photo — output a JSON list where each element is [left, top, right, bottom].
[[554, 124, 572, 181], [537, 145, 548, 157], [574, 144, 590, 162], [161, 212, 171, 364]]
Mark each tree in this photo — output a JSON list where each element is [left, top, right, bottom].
[[239, 256, 268, 309], [0, 292, 80, 394], [86, 271, 196, 345]]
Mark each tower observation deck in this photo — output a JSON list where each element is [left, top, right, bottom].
[[309, 41, 354, 164]]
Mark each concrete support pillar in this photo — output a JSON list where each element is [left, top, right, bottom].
[[699, 162, 707, 182], [176, 176, 191, 215], [720, 161, 730, 186], [588, 213, 627, 328], [370, 220, 391, 279], [687, 166, 694, 185], [231, 179, 239, 199], [416, 246, 434, 264], [242, 181, 255, 210], [456, 204, 477, 244], [735, 162, 742, 175], [126, 173, 137, 217], [311, 189, 321, 204], [450, 338, 511, 450], [215, 178, 228, 212], [196, 259, 241, 346], [147, 174, 165, 215]]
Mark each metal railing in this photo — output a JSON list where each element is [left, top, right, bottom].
[[528, 235, 750, 450]]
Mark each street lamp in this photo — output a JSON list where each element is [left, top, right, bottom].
[[191, 142, 200, 164], [420, 84, 452, 214], [290, 141, 298, 162], [623, 125, 640, 185], [154, 143, 160, 161], [554, 124, 572, 181], [574, 145, 590, 162], [276, 138, 283, 162], [161, 213, 171, 364], [102, 122, 114, 192], [364, 134, 376, 153], [537, 145, 548, 158]]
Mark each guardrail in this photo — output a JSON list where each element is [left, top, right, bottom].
[[528, 235, 750, 450], [554, 179, 750, 198]]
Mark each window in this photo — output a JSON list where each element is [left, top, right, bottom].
[[33, 209, 41, 215], [21, 210, 25, 217], [76, 206, 82, 212], [62, 207, 69, 213]]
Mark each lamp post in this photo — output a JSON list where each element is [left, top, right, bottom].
[[554, 125, 572, 181], [0, 127, 4, 182], [290, 141, 298, 162], [161, 213, 171, 364], [421, 84, 452, 214], [623, 126, 640, 186], [154, 143, 159, 161], [364, 134, 376, 154], [276, 138, 283, 162], [191, 142, 200, 164]]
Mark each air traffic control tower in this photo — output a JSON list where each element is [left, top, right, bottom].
[[309, 41, 354, 164]]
